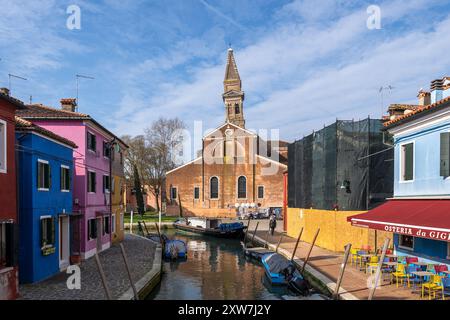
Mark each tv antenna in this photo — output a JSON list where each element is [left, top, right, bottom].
[[378, 85, 394, 117], [8, 73, 27, 94], [76, 74, 95, 111]]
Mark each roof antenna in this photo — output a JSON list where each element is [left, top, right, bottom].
[[378, 85, 395, 118], [8, 73, 27, 94], [76, 74, 95, 112]]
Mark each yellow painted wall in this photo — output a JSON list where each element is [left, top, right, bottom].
[[112, 175, 125, 243], [286, 208, 392, 253]]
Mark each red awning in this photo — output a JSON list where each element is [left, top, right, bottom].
[[347, 199, 450, 242]]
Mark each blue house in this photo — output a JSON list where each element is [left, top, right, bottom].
[[15, 117, 77, 283], [349, 76, 450, 266]]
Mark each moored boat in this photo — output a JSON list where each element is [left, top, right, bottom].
[[173, 217, 247, 238], [164, 239, 188, 260]]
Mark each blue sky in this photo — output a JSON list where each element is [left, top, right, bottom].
[[1, 0, 450, 148]]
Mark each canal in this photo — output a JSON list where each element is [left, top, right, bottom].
[[148, 229, 304, 300]]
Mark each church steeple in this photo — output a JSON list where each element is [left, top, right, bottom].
[[223, 48, 245, 128]]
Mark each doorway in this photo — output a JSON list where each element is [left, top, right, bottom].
[[96, 217, 103, 253], [59, 216, 70, 270]]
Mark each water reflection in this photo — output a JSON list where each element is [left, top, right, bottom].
[[148, 230, 293, 300]]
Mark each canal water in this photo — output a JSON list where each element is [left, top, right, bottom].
[[148, 229, 301, 300]]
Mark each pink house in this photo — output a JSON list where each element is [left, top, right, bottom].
[[17, 99, 127, 260]]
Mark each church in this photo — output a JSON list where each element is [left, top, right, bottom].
[[165, 48, 288, 217]]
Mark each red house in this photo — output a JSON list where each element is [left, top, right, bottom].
[[0, 89, 24, 300]]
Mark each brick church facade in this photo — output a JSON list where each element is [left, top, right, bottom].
[[165, 48, 287, 217]]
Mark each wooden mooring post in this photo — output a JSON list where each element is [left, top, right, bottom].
[[154, 222, 163, 244], [301, 228, 320, 274], [243, 217, 251, 248], [264, 229, 270, 249], [250, 222, 259, 246], [368, 238, 390, 300], [120, 243, 139, 300], [276, 234, 284, 252], [333, 243, 352, 300], [142, 221, 150, 236], [94, 254, 112, 300], [291, 227, 304, 261]]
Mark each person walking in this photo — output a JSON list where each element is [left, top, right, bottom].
[[269, 214, 277, 236]]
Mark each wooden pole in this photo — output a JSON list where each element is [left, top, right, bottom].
[[120, 243, 139, 300], [243, 217, 251, 248], [291, 227, 304, 261], [250, 221, 259, 246], [95, 254, 112, 300], [264, 229, 270, 249], [178, 193, 183, 217], [368, 238, 390, 300], [276, 234, 284, 253], [154, 222, 163, 244], [142, 221, 150, 236], [333, 243, 352, 300], [301, 228, 320, 274]]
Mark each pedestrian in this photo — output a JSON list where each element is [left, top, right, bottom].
[[269, 214, 277, 236]]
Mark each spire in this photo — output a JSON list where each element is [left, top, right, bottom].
[[224, 48, 241, 82]]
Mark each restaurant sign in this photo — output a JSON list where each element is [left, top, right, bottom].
[[350, 219, 450, 242]]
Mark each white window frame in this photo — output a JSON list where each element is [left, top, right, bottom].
[[398, 234, 414, 251], [111, 214, 116, 234], [87, 131, 97, 153], [37, 159, 50, 191], [87, 170, 96, 194], [103, 140, 111, 160], [60, 165, 70, 192], [87, 218, 97, 240], [257, 185, 265, 199], [40, 215, 54, 250], [210, 176, 220, 200], [236, 175, 247, 200], [0, 119, 7, 174], [399, 141, 415, 183], [103, 174, 111, 194]]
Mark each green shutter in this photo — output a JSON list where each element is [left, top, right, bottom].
[[403, 144, 414, 181], [441, 133, 450, 177]]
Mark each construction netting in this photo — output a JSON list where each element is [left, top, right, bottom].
[[288, 118, 393, 211]]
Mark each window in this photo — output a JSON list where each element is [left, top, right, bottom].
[[111, 177, 115, 194], [88, 219, 97, 240], [171, 187, 177, 200], [120, 152, 123, 164], [238, 176, 246, 199], [60, 165, 70, 192], [0, 222, 14, 268], [235, 103, 240, 114], [103, 175, 111, 193], [194, 187, 200, 200], [88, 171, 96, 193], [37, 160, 51, 190], [87, 132, 96, 152], [258, 186, 264, 199], [399, 235, 414, 250], [103, 216, 110, 235], [103, 141, 111, 159], [0, 120, 6, 173], [401, 143, 414, 181], [40, 217, 55, 249], [440, 132, 450, 177], [210, 177, 219, 199], [111, 214, 116, 234], [120, 213, 124, 230], [447, 243, 450, 259]]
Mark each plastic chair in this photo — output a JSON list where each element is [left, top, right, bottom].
[[361, 245, 372, 253], [422, 275, 443, 300], [391, 264, 407, 288], [397, 256, 406, 265], [441, 277, 450, 300], [366, 256, 379, 274], [434, 265, 448, 277], [350, 248, 360, 267], [356, 250, 368, 270], [406, 266, 421, 290], [406, 257, 419, 265]]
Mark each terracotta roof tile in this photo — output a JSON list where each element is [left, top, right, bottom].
[[15, 116, 78, 148]]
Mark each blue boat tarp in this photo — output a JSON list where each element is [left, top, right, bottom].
[[164, 240, 187, 259], [219, 222, 244, 231], [262, 253, 304, 285]]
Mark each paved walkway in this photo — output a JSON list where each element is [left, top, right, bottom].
[[246, 220, 420, 300], [19, 234, 157, 300]]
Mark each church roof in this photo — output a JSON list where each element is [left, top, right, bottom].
[[224, 48, 240, 81]]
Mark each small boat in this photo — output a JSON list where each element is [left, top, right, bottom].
[[164, 239, 188, 260], [261, 253, 310, 295], [173, 217, 247, 239]]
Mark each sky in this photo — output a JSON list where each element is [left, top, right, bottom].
[[1, 0, 450, 155]]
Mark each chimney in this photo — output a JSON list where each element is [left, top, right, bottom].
[[417, 90, 431, 106], [430, 78, 444, 104], [60, 98, 77, 112], [0, 88, 10, 96]]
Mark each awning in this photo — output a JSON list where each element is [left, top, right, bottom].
[[348, 199, 450, 242]]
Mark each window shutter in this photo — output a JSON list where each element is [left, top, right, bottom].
[[50, 218, 55, 246], [60, 167, 64, 190], [47, 164, 52, 189], [103, 176, 105, 193], [40, 219, 45, 247], [440, 132, 450, 177], [403, 144, 414, 181], [37, 161, 40, 189]]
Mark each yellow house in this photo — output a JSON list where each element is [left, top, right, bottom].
[[111, 141, 127, 244]]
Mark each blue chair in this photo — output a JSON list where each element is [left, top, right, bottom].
[[356, 250, 368, 270], [441, 277, 450, 300]]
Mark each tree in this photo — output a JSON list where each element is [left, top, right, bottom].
[[133, 164, 145, 215]]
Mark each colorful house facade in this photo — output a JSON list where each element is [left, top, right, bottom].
[[111, 139, 127, 244], [0, 89, 24, 300], [15, 117, 77, 283], [349, 77, 450, 265], [17, 99, 127, 260]]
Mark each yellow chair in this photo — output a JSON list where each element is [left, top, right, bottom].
[[422, 275, 443, 300], [366, 256, 379, 274], [350, 248, 360, 266], [391, 264, 407, 287]]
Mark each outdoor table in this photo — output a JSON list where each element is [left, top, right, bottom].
[[383, 262, 398, 266], [411, 271, 434, 294], [358, 254, 373, 270]]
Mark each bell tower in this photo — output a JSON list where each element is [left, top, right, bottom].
[[223, 48, 245, 128]]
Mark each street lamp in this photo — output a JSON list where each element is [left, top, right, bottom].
[[155, 186, 161, 230]]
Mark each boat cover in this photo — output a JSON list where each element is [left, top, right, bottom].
[[264, 253, 291, 274], [165, 239, 187, 257]]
